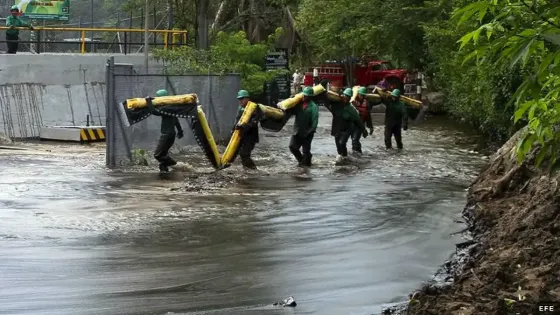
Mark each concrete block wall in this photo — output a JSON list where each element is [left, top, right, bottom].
[[0, 54, 158, 138]]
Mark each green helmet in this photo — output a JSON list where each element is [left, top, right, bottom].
[[358, 87, 367, 95], [391, 89, 401, 97], [10, 5, 18, 11], [156, 89, 169, 97], [237, 89, 250, 99], [302, 86, 314, 97], [343, 88, 353, 97]]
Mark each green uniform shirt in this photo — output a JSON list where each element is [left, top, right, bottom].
[[6, 15, 30, 36], [327, 101, 366, 135], [293, 99, 319, 136], [160, 116, 181, 135], [384, 98, 408, 127]]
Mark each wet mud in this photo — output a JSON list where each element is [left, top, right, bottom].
[[0, 113, 491, 315], [391, 129, 560, 315]]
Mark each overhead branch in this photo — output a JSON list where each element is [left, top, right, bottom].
[[211, 0, 227, 32], [520, 0, 560, 29], [219, 9, 282, 31]]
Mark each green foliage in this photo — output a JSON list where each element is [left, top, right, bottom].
[[455, 0, 560, 172], [130, 148, 148, 166], [152, 30, 288, 96], [296, 0, 437, 68], [416, 0, 523, 142], [295, 0, 545, 148]]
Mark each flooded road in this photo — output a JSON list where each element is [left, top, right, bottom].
[[0, 112, 486, 315]]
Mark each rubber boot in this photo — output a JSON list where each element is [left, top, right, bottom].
[[167, 157, 177, 166], [290, 147, 304, 165], [159, 163, 170, 173], [241, 156, 257, 170], [351, 137, 362, 156], [302, 153, 312, 167], [335, 155, 347, 165]]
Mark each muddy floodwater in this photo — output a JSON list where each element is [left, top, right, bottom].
[[0, 112, 487, 315]]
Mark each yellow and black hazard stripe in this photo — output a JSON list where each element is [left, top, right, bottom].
[[80, 128, 106, 142]]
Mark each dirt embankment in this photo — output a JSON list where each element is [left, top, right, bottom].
[[398, 130, 560, 315]]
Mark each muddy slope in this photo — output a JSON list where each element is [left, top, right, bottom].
[[403, 130, 560, 315]]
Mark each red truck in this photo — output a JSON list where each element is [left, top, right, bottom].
[[302, 59, 408, 91]]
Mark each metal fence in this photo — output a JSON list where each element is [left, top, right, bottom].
[[0, 26, 188, 54], [105, 57, 241, 168]]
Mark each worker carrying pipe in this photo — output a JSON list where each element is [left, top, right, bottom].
[[323, 88, 368, 164], [151, 89, 184, 172], [232, 90, 262, 170], [382, 89, 408, 150], [351, 87, 374, 155], [288, 86, 319, 168]]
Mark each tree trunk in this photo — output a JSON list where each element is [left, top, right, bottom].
[[168, 0, 174, 29], [247, 0, 265, 43], [343, 58, 354, 87], [195, 0, 209, 49], [239, 0, 247, 35], [211, 0, 226, 32]]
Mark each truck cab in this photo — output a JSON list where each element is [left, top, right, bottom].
[[302, 59, 408, 93], [356, 60, 407, 90]]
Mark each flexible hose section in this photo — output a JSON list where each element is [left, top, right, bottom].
[[121, 87, 422, 169]]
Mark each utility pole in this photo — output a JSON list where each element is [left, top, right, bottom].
[[91, 0, 94, 28], [168, 0, 174, 28], [144, 0, 149, 73], [91, 0, 94, 49], [168, 0, 174, 46]]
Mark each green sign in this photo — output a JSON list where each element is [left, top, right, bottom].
[[15, 0, 70, 21]]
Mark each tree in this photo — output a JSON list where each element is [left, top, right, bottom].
[[196, 0, 210, 49], [152, 30, 288, 96], [455, 0, 560, 171]]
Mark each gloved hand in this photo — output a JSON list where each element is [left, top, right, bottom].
[[369, 127, 374, 135], [362, 130, 368, 138], [29, 26, 34, 30], [9, 25, 15, 30], [403, 125, 408, 131], [177, 130, 184, 139], [235, 123, 246, 131]]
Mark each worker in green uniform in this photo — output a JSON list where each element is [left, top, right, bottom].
[[351, 86, 374, 155], [234, 89, 262, 169], [289, 86, 319, 167], [327, 88, 368, 163], [6, 5, 33, 54], [152, 89, 184, 172], [383, 89, 408, 150]]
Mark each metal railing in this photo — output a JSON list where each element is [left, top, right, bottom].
[[0, 26, 188, 54]]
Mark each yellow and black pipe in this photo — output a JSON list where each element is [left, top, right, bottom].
[[186, 106, 222, 169], [120, 94, 222, 169], [221, 101, 259, 167], [259, 103, 290, 132], [372, 86, 424, 120], [277, 85, 326, 110], [261, 85, 330, 132], [125, 94, 198, 110], [373, 86, 423, 109]]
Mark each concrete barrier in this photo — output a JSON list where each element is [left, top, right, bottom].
[[0, 54, 159, 139]]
